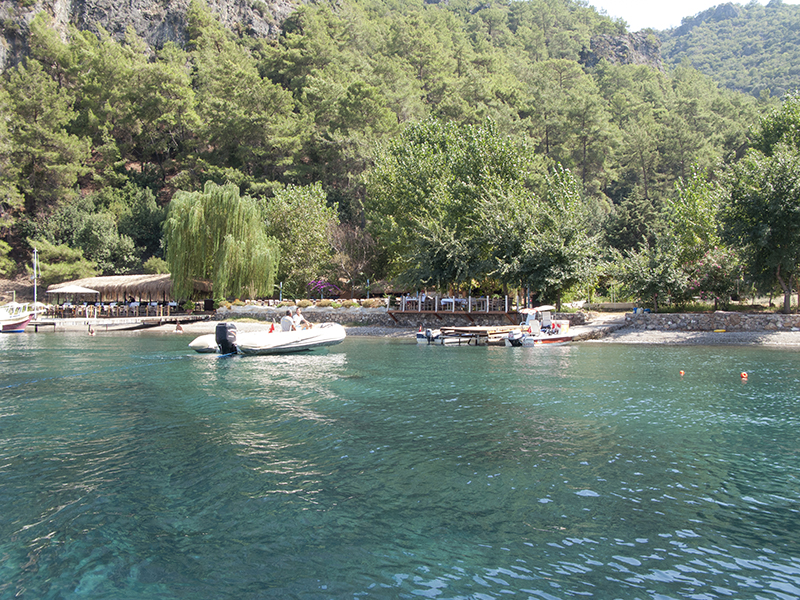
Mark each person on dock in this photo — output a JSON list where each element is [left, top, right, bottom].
[[280, 309, 295, 331]]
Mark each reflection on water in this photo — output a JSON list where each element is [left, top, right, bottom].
[[1, 334, 799, 599]]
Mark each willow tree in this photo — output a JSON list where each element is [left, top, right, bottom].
[[164, 181, 280, 300]]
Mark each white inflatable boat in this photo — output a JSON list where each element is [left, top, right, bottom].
[[189, 322, 346, 355]]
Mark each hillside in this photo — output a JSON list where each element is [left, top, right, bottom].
[[659, 0, 800, 98], [0, 0, 767, 295]]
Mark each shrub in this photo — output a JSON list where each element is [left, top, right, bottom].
[[362, 298, 385, 308], [0, 240, 14, 277], [232, 299, 246, 306], [341, 300, 360, 308], [297, 299, 313, 308], [143, 256, 169, 274], [317, 299, 334, 307]]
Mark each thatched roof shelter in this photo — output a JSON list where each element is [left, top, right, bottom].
[[45, 275, 212, 302]]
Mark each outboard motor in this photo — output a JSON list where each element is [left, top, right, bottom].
[[216, 322, 238, 355]]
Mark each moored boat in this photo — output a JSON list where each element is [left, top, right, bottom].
[[504, 305, 574, 347], [0, 302, 35, 333], [416, 328, 442, 344], [190, 322, 346, 355]]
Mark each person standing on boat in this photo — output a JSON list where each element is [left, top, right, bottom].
[[280, 309, 295, 331], [293, 307, 311, 330]]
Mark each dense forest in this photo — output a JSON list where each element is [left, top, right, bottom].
[[2, 0, 796, 310], [660, 0, 800, 99]]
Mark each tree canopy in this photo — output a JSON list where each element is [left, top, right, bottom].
[[164, 181, 280, 299], [660, 1, 800, 99], [0, 0, 792, 308]]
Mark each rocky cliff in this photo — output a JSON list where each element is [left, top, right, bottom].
[[579, 31, 663, 71], [0, 0, 300, 71]]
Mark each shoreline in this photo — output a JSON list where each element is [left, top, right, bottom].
[[35, 318, 800, 347], [582, 328, 800, 347]]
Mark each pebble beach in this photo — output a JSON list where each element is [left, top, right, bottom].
[[145, 316, 800, 347]]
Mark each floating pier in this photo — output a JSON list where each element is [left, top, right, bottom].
[[29, 314, 209, 332]]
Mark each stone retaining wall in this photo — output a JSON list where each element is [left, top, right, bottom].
[[217, 305, 588, 329], [625, 312, 800, 332]]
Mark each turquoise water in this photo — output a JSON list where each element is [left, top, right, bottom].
[[1, 332, 800, 599]]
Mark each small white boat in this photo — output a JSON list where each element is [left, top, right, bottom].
[[190, 322, 346, 355], [505, 305, 573, 347], [505, 330, 573, 346], [417, 328, 442, 344], [0, 302, 35, 333]]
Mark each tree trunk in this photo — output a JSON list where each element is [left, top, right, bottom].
[[777, 264, 792, 314]]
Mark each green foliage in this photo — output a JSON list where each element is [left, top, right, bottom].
[[31, 193, 141, 274], [721, 143, 800, 313], [686, 247, 741, 310], [4, 57, 90, 216], [751, 92, 800, 155], [143, 256, 169, 274], [0, 240, 14, 277], [0, 0, 776, 300], [666, 165, 723, 264], [0, 88, 23, 233], [366, 118, 543, 287], [660, 2, 800, 99], [95, 183, 166, 260], [614, 235, 689, 312], [485, 165, 603, 308], [190, 0, 300, 183], [261, 182, 339, 297], [361, 298, 384, 308], [29, 238, 98, 286], [164, 181, 280, 299], [519, 166, 603, 308]]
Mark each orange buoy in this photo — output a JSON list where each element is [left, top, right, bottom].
[[679, 370, 685, 376], [741, 372, 748, 380]]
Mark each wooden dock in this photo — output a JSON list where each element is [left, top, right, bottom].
[[29, 313, 210, 332]]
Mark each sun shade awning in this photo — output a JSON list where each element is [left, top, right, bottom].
[[46, 285, 100, 294]]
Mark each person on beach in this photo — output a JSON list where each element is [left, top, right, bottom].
[[175, 323, 183, 333], [280, 309, 295, 331], [293, 307, 311, 330]]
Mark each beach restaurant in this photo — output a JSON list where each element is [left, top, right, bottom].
[[45, 274, 212, 318]]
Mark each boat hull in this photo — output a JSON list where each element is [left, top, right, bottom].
[[190, 323, 346, 355], [1, 314, 34, 332], [237, 323, 346, 355], [0, 304, 35, 333], [505, 332, 573, 347]]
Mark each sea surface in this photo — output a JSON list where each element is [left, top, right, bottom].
[[1, 331, 799, 599]]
